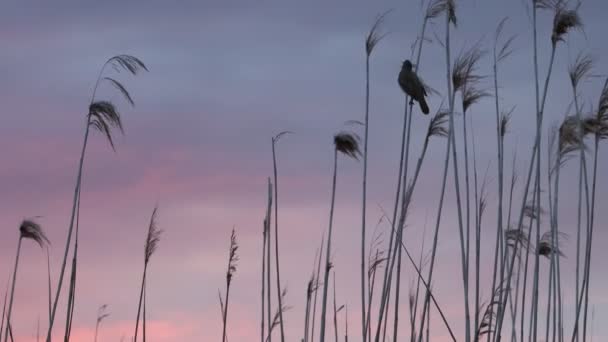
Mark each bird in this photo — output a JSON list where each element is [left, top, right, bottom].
[[398, 60, 429, 114]]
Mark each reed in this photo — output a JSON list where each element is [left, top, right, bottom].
[[272, 131, 291, 342], [319, 132, 360, 342], [3, 220, 49, 342], [46, 55, 147, 342], [220, 229, 238, 342], [361, 13, 388, 341], [94, 305, 109, 342], [134, 207, 162, 342]]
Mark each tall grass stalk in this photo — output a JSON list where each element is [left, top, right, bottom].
[[365, 223, 385, 342], [6, 322, 13, 342], [262, 178, 272, 342], [319, 132, 360, 342], [392, 3, 435, 323], [568, 53, 593, 342], [581, 78, 608, 341], [332, 272, 341, 342], [3, 220, 49, 342], [272, 131, 291, 342], [46, 55, 147, 342], [519, 175, 540, 342], [64, 193, 82, 341], [220, 229, 238, 342], [46, 248, 52, 327], [375, 109, 448, 342], [94, 305, 109, 342], [134, 207, 162, 342], [375, 1, 439, 336], [443, 3, 471, 341], [361, 13, 388, 341], [392, 224, 456, 341], [409, 219, 428, 342], [415, 105, 459, 342], [379, 212, 454, 340], [496, 4, 580, 340], [310, 233, 325, 342], [572, 78, 607, 341], [470, 114, 482, 342], [345, 305, 349, 342], [487, 16, 515, 342], [545, 128, 557, 342], [319, 146, 339, 342], [459, 54, 491, 342], [1, 282, 7, 342], [267, 187, 273, 342], [303, 250, 318, 342], [262, 209, 267, 342]]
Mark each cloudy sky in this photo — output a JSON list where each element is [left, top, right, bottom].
[[1, 0, 608, 341]]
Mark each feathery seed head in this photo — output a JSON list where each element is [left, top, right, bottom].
[[107, 55, 148, 75], [505, 228, 531, 253], [427, 110, 450, 139], [500, 108, 515, 138], [583, 79, 608, 139], [462, 86, 490, 113], [537, 231, 566, 258], [19, 219, 49, 248], [523, 201, 544, 221], [569, 53, 593, 89], [89, 101, 124, 151], [559, 115, 583, 157], [90, 55, 147, 151], [334, 132, 361, 160], [452, 44, 486, 92], [426, 0, 457, 24], [476, 286, 506, 338], [144, 207, 162, 264], [365, 11, 390, 56], [595, 78, 608, 128], [227, 229, 239, 284], [96, 304, 110, 324], [494, 17, 517, 63], [552, 6, 581, 45]]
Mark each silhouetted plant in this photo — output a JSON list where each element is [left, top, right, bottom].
[[271, 131, 291, 342], [134, 207, 162, 342], [94, 304, 109, 342], [319, 132, 360, 342], [4, 220, 49, 342], [261, 178, 272, 342], [361, 12, 388, 342], [220, 229, 238, 342], [46, 55, 147, 342]]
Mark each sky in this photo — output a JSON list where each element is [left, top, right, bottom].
[[1, 0, 608, 341]]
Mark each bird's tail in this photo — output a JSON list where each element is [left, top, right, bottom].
[[419, 98, 429, 115]]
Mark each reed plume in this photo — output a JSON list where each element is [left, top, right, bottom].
[[4, 220, 49, 342], [361, 12, 388, 342], [134, 207, 162, 342], [94, 304, 109, 342], [319, 132, 360, 342], [220, 229, 238, 342], [46, 55, 147, 342], [572, 78, 608, 341]]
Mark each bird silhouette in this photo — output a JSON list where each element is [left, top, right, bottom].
[[398, 60, 429, 114]]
